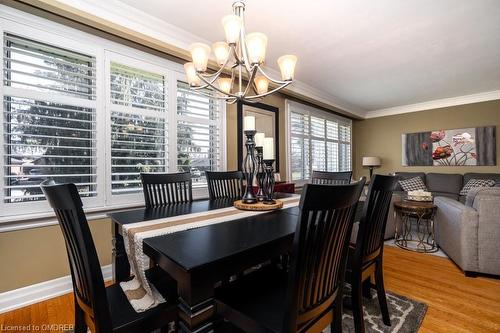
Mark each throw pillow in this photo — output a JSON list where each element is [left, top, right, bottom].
[[398, 176, 427, 192], [460, 179, 496, 196]]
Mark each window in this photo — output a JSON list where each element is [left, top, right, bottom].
[[107, 59, 168, 197], [176, 82, 222, 187], [3, 33, 98, 206], [286, 100, 352, 184], [0, 9, 226, 221]]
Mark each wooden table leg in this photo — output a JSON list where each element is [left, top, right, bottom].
[[111, 220, 130, 283], [177, 274, 218, 333]]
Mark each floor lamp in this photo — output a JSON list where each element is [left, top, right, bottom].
[[362, 156, 381, 180]]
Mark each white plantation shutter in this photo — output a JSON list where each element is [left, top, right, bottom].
[[0, 13, 227, 220], [3, 33, 98, 204], [176, 82, 222, 187], [287, 101, 352, 184], [108, 60, 168, 196]]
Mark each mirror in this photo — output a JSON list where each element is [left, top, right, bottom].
[[237, 101, 279, 172]]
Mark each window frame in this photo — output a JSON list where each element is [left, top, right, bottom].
[[285, 100, 352, 186], [0, 7, 226, 224], [0, 18, 105, 217]]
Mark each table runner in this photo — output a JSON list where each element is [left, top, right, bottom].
[[120, 195, 301, 312]]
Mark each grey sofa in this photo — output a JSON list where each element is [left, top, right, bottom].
[[435, 187, 500, 276], [385, 172, 500, 240], [383, 172, 500, 276]]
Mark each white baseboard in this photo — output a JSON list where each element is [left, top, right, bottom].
[[0, 264, 112, 314]]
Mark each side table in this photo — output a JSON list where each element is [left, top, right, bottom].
[[394, 200, 438, 253]]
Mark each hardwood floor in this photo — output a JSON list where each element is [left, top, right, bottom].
[[1, 246, 499, 332]]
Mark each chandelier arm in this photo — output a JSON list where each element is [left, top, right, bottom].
[[244, 81, 292, 100], [231, 42, 241, 65], [256, 66, 291, 85], [196, 46, 235, 81], [197, 73, 239, 98], [242, 65, 258, 97]]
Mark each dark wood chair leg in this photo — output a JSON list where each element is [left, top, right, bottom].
[[375, 260, 391, 326], [362, 279, 372, 299], [351, 277, 365, 333], [331, 291, 343, 333], [74, 302, 87, 333]]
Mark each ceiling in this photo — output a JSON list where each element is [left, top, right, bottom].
[[76, 0, 500, 115]]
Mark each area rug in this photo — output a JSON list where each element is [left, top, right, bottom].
[[324, 288, 428, 333]]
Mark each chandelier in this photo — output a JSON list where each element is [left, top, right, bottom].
[[183, 1, 297, 104]]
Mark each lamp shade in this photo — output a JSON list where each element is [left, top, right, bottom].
[[222, 15, 242, 44], [246, 32, 268, 64], [217, 77, 232, 94], [277, 55, 297, 81], [213, 41, 230, 66], [362, 156, 381, 167], [184, 62, 201, 87], [189, 43, 211, 72], [254, 75, 269, 95]]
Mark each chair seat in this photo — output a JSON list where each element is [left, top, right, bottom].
[[215, 265, 289, 333], [108, 266, 178, 332]]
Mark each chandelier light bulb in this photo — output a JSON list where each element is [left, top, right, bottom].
[[217, 77, 233, 94], [189, 43, 211, 72], [183, 62, 201, 87], [212, 41, 230, 66], [254, 76, 269, 95], [277, 55, 298, 81], [222, 15, 242, 44], [246, 32, 268, 64]]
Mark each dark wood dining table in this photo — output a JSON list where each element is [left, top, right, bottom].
[[108, 193, 300, 333]]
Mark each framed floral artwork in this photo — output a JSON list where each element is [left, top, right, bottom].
[[402, 126, 496, 166]]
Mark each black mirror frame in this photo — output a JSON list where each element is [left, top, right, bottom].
[[237, 101, 280, 172]]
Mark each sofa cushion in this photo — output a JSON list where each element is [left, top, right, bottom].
[[394, 172, 426, 191], [432, 191, 459, 200], [426, 173, 463, 195], [464, 173, 500, 186], [460, 179, 496, 196], [398, 176, 427, 192]]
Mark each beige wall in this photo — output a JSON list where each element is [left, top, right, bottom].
[[353, 99, 500, 179], [0, 219, 112, 292]]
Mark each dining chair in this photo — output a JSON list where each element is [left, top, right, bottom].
[[215, 178, 366, 333], [141, 172, 193, 207], [206, 171, 244, 200], [311, 170, 352, 185], [346, 174, 397, 333], [40, 180, 178, 333]]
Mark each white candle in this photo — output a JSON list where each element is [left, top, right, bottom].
[[263, 137, 274, 160], [243, 116, 255, 131], [255, 132, 265, 147]]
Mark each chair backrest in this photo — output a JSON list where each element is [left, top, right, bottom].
[[206, 171, 244, 200], [40, 180, 112, 332], [354, 174, 397, 264], [284, 178, 365, 332], [141, 172, 193, 207], [311, 170, 352, 185]]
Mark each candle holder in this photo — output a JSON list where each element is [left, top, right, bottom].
[[242, 130, 258, 204], [262, 159, 276, 205], [255, 146, 265, 201]]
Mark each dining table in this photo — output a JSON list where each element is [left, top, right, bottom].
[[109, 193, 301, 333]]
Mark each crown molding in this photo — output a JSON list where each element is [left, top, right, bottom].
[[365, 90, 500, 119], [19, 0, 367, 119]]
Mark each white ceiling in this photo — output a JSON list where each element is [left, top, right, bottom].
[[67, 0, 500, 116]]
